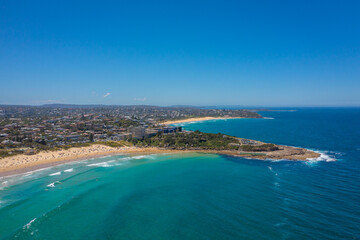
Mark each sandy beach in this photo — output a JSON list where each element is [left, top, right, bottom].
[[161, 117, 248, 125], [0, 145, 181, 177]]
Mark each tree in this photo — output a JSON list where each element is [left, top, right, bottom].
[[40, 139, 46, 145]]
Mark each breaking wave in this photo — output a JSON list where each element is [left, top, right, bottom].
[[132, 155, 146, 160], [85, 155, 151, 168], [23, 218, 36, 230], [86, 161, 112, 167], [49, 171, 61, 176], [0, 180, 8, 190], [46, 181, 60, 188], [307, 150, 337, 162]]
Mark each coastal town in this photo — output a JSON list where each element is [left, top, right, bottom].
[[0, 105, 261, 157]]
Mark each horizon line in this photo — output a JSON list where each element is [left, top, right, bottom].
[[0, 103, 359, 108]]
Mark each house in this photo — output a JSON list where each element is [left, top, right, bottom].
[[128, 127, 146, 139], [65, 135, 80, 141]]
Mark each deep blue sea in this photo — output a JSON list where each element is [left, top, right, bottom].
[[0, 108, 359, 240]]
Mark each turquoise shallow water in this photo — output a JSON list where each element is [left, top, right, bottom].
[[1, 108, 360, 239]]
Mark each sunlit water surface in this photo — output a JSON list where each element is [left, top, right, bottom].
[[1, 108, 359, 239]]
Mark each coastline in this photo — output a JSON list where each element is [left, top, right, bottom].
[[160, 116, 249, 125], [0, 144, 320, 178], [0, 145, 183, 178]]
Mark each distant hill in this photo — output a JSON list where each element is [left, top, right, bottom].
[[40, 104, 201, 109], [40, 104, 158, 109]]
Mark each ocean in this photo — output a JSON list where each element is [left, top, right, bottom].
[[0, 108, 359, 239]]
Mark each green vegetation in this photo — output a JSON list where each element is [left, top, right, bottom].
[[134, 131, 240, 150], [132, 132, 279, 152], [0, 149, 23, 158], [48, 141, 132, 150], [238, 152, 267, 156], [114, 119, 139, 128], [240, 144, 279, 152], [60, 142, 92, 150]]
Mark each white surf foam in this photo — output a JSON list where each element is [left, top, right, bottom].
[[49, 171, 61, 176], [0, 181, 8, 191], [307, 151, 336, 162], [87, 161, 112, 167], [265, 158, 289, 162], [23, 218, 36, 229], [64, 168, 74, 172], [132, 155, 146, 160], [15, 167, 53, 179], [46, 181, 60, 188], [85, 154, 153, 168], [263, 117, 275, 119]]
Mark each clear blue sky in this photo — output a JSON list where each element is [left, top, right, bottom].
[[0, 0, 359, 106]]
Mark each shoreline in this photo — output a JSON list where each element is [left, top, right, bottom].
[[0, 145, 183, 178], [0, 144, 320, 178], [160, 117, 250, 125]]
